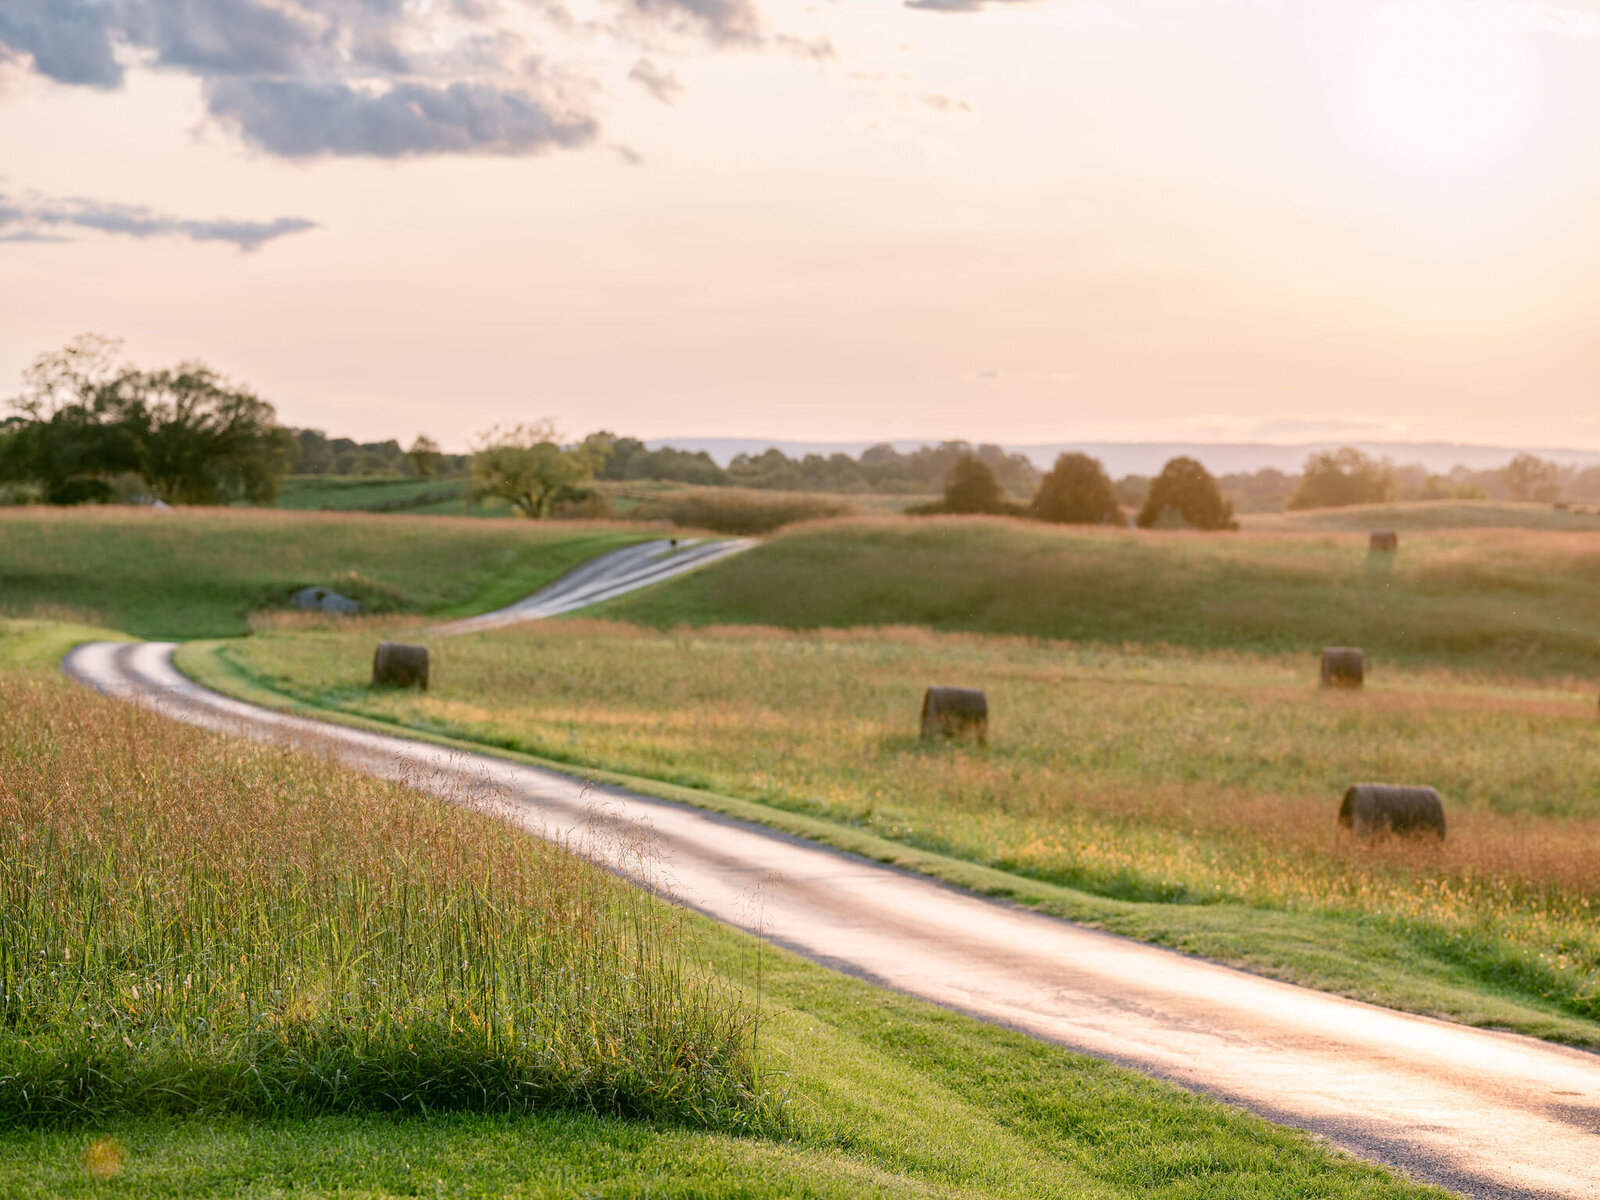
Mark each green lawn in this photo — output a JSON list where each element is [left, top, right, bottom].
[[0, 644, 1442, 1199], [0, 507, 643, 637], [595, 517, 1600, 677], [191, 619, 1600, 1049], [0, 953, 1445, 1200]]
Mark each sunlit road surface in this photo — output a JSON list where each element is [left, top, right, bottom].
[[65, 640, 1600, 1200], [428, 537, 754, 635]]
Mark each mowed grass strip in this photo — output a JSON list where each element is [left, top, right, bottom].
[[0, 672, 767, 1128], [0, 682, 1446, 1198], [214, 619, 1600, 1042], [595, 517, 1600, 677], [0, 507, 644, 637]]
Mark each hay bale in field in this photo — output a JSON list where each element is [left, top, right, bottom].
[[1320, 647, 1365, 689], [372, 642, 429, 690], [291, 585, 362, 615], [1339, 784, 1446, 839], [1370, 530, 1399, 553], [921, 686, 987, 743]]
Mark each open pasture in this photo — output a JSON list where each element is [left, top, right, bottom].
[[596, 518, 1600, 678], [0, 507, 642, 638], [1249, 500, 1600, 533], [210, 617, 1600, 1042]]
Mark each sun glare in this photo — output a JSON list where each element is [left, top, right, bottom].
[[1356, 0, 1539, 167]]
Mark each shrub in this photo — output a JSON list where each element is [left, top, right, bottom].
[[641, 488, 856, 535], [1136, 457, 1238, 530], [1027, 453, 1122, 525]]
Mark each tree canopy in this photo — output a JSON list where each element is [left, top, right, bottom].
[[1501, 453, 1561, 503], [472, 422, 605, 518], [0, 336, 292, 505], [1285, 448, 1396, 510], [1027, 453, 1122, 525], [1136, 457, 1237, 530]]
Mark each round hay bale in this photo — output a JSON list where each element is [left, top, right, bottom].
[[1320, 647, 1365, 689], [1370, 530, 1399, 553], [921, 686, 987, 743], [1339, 784, 1445, 839], [372, 642, 429, 690]]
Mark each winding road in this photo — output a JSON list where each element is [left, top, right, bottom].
[[59, 540, 1600, 1200], [429, 538, 753, 635]]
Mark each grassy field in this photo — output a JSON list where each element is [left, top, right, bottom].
[[0, 641, 1442, 1199], [596, 517, 1600, 677], [275, 475, 470, 513], [201, 617, 1600, 1047], [0, 507, 643, 637], [1247, 500, 1600, 532]]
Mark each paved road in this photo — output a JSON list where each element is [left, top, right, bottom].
[[429, 538, 753, 636], [64, 641, 1600, 1200]]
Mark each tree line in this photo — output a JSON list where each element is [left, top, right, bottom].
[[3, 339, 1594, 520]]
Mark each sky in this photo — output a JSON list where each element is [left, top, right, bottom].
[[3, 0, 1600, 451]]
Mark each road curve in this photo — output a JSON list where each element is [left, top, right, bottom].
[[429, 537, 753, 636], [64, 640, 1600, 1200]]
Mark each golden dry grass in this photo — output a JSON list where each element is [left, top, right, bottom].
[[224, 618, 1600, 1023]]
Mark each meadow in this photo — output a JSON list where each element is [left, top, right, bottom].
[[275, 474, 473, 514], [597, 517, 1600, 677], [1249, 499, 1600, 532], [202, 615, 1600, 1046], [0, 507, 642, 637], [0, 633, 1441, 1199]]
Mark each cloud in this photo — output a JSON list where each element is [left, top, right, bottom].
[[0, 0, 121, 87], [206, 78, 598, 158], [905, 0, 1032, 12], [625, 0, 762, 43], [126, 0, 320, 76], [964, 368, 1003, 382], [0, 190, 318, 251], [628, 58, 683, 103], [0, 0, 780, 160]]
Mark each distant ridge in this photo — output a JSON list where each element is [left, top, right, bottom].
[[645, 438, 1600, 477]]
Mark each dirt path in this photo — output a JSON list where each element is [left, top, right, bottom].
[[64, 640, 1600, 1200]]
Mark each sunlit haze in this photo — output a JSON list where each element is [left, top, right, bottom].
[[4, 0, 1600, 450]]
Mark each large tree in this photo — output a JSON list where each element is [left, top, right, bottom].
[[1501, 453, 1561, 503], [2, 336, 291, 505], [1285, 448, 1396, 510], [1027, 452, 1122, 525], [122, 366, 293, 504], [472, 421, 605, 518], [942, 454, 1015, 514], [1137, 457, 1237, 530]]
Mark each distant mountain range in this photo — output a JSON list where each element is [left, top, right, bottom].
[[645, 438, 1600, 477]]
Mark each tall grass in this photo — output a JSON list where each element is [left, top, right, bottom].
[[223, 620, 1600, 1027], [0, 674, 772, 1130]]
